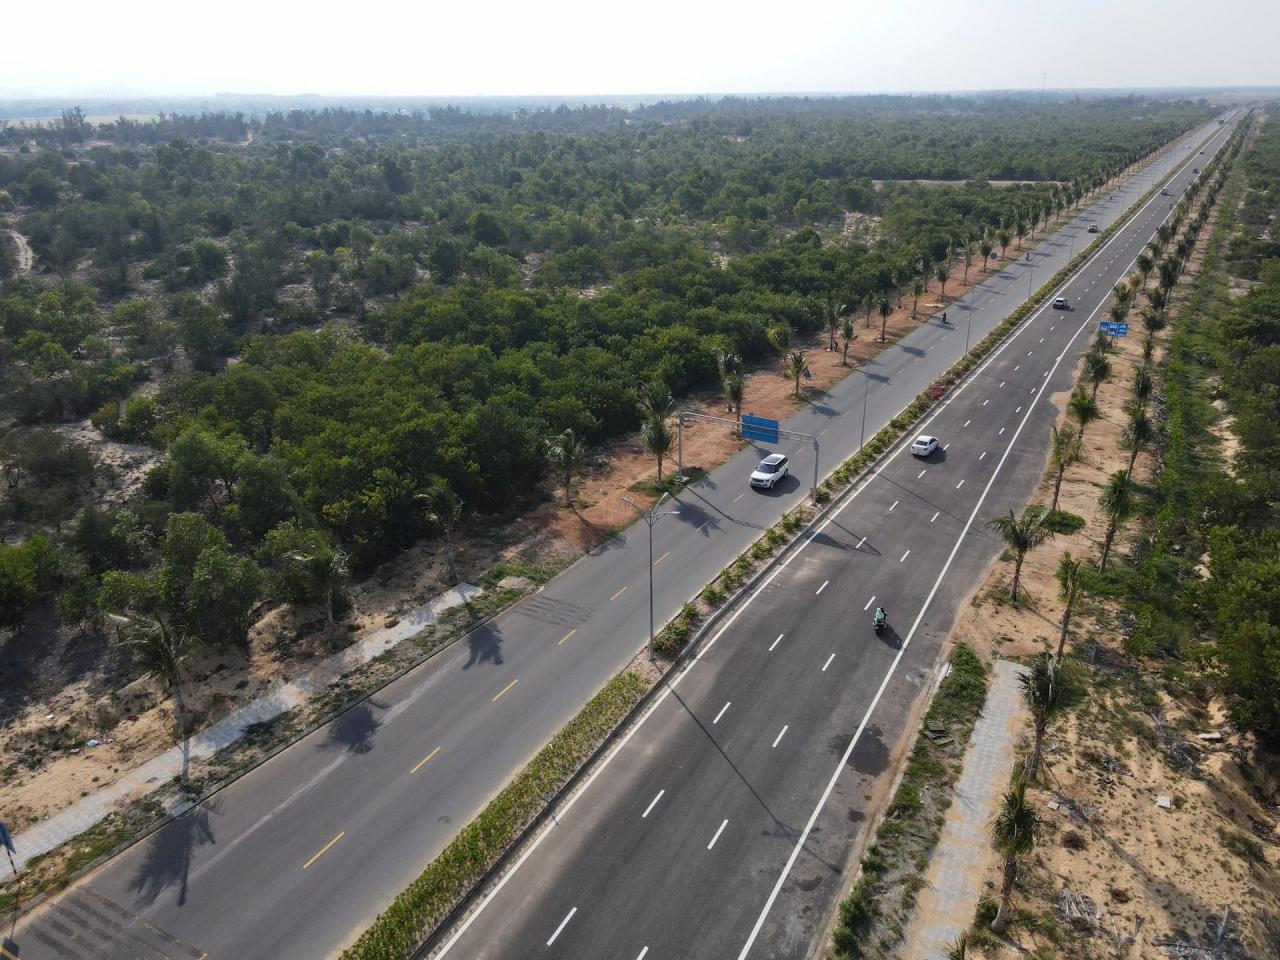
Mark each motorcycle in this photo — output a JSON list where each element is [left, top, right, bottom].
[[873, 612, 887, 635]]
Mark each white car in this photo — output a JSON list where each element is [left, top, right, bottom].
[[1087, 224, 1100, 234], [1052, 296, 1069, 310], [749, 453, 789, 489], [910, 435, 939, 458]]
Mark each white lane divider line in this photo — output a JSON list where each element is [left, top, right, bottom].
[[963, 419, 971, 427], [1039, 337, 1044, 343], [982, 399, 989, 406], [998, 427, 1006, 436], [822, 654, 835, 672], [856, 536, 867, 550], [713, 702, 731, 725], [899, 549, 911, 563], [917, 469, 926, 479], [769, 633, 784, 651], [1015, 406, 1022, 413], [772, 726, 789, 748], [815, 580, 829, 596], [956, 479, 965, 489], [733, 492, 746, 503], [889, 500, 899, 511], [637, 949, 649, 960], [1013, 365, 1020, 372], [548, 907, 577, 946], [1027, 350, 1033, 356], [863, 595, 876, 610], [999, 381, 1006, 388], [642, 790, 665, 819], [708, 819, 729, 850], [979, 451, 987, 460], [930, 511, 939, 522], [943, 442, 951, 451]]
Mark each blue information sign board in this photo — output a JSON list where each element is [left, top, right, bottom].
[[1099, 321, 1128, 337], [741, 414, 781, 444]]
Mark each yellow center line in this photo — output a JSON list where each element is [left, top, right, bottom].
[[558, 629, 577, 645], [654, 552, 670, 566], [302, 831, 345, 870], [411, 746, 441, 774], [610, 586, 628, 601], [491, 678, 519, 703]]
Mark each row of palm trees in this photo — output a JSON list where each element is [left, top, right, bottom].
[[966, 136, 1243, 951]]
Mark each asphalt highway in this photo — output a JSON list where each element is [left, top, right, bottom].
[[433, 114, 1240, 959], [3, 114, 1236, 960]]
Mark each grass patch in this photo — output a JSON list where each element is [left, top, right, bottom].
[[829, 643, 989, 959], [627, 467, 708, 497], [1043, 509, 1086, 535]]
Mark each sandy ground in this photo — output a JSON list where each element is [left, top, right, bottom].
[[6, 229, 34, 274], [937, 173, 1280, 958]]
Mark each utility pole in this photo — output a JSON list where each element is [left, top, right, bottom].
[[622, 493, 680, 662]]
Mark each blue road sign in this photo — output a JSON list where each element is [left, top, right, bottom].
[[1099, 321, 1129, 337], [0, 820, 13, 854], [741, 414, 781, 444]]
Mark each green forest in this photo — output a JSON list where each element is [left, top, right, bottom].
[[0, 94, 1217, 674]]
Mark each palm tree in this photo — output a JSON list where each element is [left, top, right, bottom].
[[910, 278, 924, 319], [637, 379, 674, 423], [1130, 365, 1154, 411], [946, 934, 970, 960], [1084, 351, 1111, 399], [863, 290, 876, 328], [714, 347, 743, 382], [979, 238, 993, 272], [820, 296, 845, 351], [998, 229, 1012, 260], [1054, 552, 1086, 661], [1097, 470, 1134, 571], [985, 505, 1053, 602], [1135, 252, 1154, 290], [936, 265, 949, 299], [840, 316, 856, 367], [963, 244, 974, 284], [1069, 389, 1099, 446], [877, 295, 891, 342], [111, 612, 195, 784], [1021, 653, 1068, 782], [723, 372, 744, 424], [766, 321, 792, 363], [1121, 406, 1155, 478], [284, 546, 350, 642], [1147, 286, 1168, 317], [784, 350, 809, 399], [1048, 424, 1081, 513], [1015, 220, 1026, 250], [990, 779, 1039, 933], [419, 481, 464, 583], [545, 428, 590, 506], [641, 414, 674, 481]]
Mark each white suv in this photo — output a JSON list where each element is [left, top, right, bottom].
[[750, 454, 789, 489]]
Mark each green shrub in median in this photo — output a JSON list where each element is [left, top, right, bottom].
[[339, 671, 648, 960]]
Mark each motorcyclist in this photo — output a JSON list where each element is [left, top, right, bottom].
[[873, 606, 887, 629], [940, 311, 948, 324]]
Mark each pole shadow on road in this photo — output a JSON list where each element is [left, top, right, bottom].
[[325, 698, 385, 754], [128, 803, 217, 907]]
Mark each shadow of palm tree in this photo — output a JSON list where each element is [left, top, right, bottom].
[[325, 699, 384, 754], [129, 806, 216, 907]]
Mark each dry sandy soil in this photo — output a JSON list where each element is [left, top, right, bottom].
[[943, 180, 1280, 958]]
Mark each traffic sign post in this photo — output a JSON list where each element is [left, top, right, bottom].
[[1099, 321, 1128, 337], [740, 414, 780, 444]]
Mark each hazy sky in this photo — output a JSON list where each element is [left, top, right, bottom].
[[3, 0, 1276, 99]]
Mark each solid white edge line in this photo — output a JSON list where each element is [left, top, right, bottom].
[[735, 266, 1125, 960], [641, 789, 664, 819], [434, 122, 1227, 959], [547, 907, 577, 946]]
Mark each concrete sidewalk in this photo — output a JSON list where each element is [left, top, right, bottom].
[[10, 582, 481, 870], [900, 659, 1029, 959]]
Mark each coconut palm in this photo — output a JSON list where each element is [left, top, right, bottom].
[[1140, 307, 1166, 336], [998, 229, 1012, 260], [641, 414, 674, 481], [877, 295, 891, 341], [936, 265, 949, 299], [111, 612, 195, 784], [985, 505, 1054, 602], [1020, 653, 1067, 781], [840, 316, 856, 367], [766, 321, 792, 360], [714, 347, 743, 382], [1048, 424, 1081, 513], [1015, 220, 1027, 249], [545, 427, 590, 506], [1147, 286, 1168, 317], [963, 244, 974, 284], [636, 379, 674, 422], [418, 480, 464, 583], [990, 779, 1040, 933], [979, 238, 993, 272], [723, 372, 744, 424], [1121, 406, 1155, 477], [1097, 470, 1135, 571], [784, 350, 809, 399], [1084, 351, 1111, 399], [1068, 389, 1099, 446], [1054, 552, 1086, 661], [863, 289, 876, 328], [820, 296, 845, 351], [1130, 365, 1154, 411], [946, 934, 970, 960], [1134, 254, 1153, 291], [910, 278, 924, 319], [285, 546, 350, 641]]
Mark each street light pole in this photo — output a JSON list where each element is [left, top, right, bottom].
[[860, 362, 870, 450], [622, 493, 680, 662]]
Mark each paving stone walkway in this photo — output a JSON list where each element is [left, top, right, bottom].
[[900, 658, 1029, 959], [10, 582, 481, 870]]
